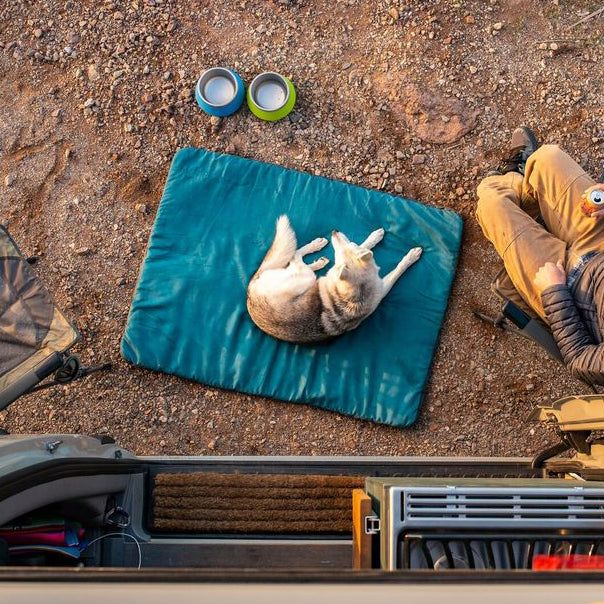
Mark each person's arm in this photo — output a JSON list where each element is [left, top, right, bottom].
[[536, 262, 604, 384]]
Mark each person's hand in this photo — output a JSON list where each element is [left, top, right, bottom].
[[534, 261, 566, 292]]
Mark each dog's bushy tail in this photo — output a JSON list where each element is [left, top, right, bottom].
[[253, 215, 297, 278]]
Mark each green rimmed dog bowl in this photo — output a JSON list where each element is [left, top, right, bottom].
[[247, 72, 296, 121]]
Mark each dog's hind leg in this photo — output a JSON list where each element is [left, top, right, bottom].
[[382, 247, 422, 296], [307, 257, 330, 271], [295, 236, 329, 259], [361, 228, 385, 249]]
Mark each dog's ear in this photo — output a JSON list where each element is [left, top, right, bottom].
[[337, 265, 350, 280], [357, 249, 373, 263]]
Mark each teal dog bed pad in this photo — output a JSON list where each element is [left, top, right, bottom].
[[121, 149, 462, 426]]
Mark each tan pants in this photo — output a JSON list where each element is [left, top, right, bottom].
[[476, 144, 604, 319]]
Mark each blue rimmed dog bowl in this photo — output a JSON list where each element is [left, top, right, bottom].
[[195, 67, 245, 117]]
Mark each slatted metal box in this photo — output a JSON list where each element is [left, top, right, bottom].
[[365, 477, 604, 570]]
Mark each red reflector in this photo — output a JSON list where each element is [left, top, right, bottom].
[[533, 555, 604, 570]]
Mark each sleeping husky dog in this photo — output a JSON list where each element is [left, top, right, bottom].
[[247, 216, 422, 343]]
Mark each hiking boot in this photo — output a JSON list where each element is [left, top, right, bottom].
[[487, 126, 539, 177]]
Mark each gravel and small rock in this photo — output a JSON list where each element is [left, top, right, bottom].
[[0, 0, 601, 457]]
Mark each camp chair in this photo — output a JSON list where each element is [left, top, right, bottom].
[[0, 227, 110, 411], [473, 265, 600, 393], [473, 266, 563, 362]]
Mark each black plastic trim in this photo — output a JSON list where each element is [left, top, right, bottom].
[[0, 458, 144, 502], [0, 567, 604, 583], [145, 458, 538, 478]]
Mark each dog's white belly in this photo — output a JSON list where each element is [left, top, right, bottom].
[[254, 264, 316, 299]]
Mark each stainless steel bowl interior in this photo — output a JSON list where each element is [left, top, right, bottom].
[[249, 72, 290, 112], [198, 68, 238, 107]]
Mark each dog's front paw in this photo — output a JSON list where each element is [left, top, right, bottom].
[[364, 228, 384, 247], [408, 247, 423, 262]]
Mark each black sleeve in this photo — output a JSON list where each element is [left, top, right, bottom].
[[541, 284, 604, 384]]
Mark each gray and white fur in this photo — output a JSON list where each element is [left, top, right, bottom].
[[247, 215, 422, 343]]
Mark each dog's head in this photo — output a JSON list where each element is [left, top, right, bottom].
[[330, 230, 378, 289]]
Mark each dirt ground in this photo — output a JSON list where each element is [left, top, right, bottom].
[[0, 0, 602, 456]]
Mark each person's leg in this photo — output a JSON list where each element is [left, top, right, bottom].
[[476, 171, 568, 319], [491, 265, 538, 318], [523, 144, 604, 259]]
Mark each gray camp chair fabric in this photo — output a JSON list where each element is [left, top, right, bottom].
[[0, 227, 79, 396]]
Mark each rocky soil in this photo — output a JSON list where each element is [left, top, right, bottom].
[[0, 0, 602, 457]]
